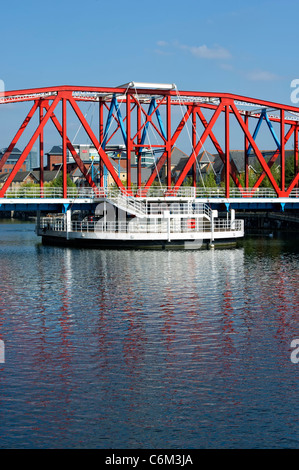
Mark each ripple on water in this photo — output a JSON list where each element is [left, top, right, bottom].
[[0, 225, 298, 448]]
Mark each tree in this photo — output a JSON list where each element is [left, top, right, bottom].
[[204, 171, 218, 187], [285, 154, 297, 186], [49, 173, 76, 187]]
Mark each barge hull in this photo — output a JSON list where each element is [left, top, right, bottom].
[[41, 235, 239, 250]]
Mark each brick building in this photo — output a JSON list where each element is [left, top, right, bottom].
[[0, 148, 27, 174]]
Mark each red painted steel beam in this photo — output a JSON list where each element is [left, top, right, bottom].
[[0, 95, 60, 197], [126, 93, 132, 191], [2, 84, 299, 197], [137, 103, 142, 189], [131, 95, 167, 144], [195, 107, 242, 190], [192, 107, 197, 187], [142, 105, 193, 193], [286, 172, 299, 195], [99, 100, 104, 187], [68, 95, 126, 191], [43, 101, 101, 192], [166, 95, 171, 188], [62, 97, 67, 198], [230, 101, 281, 195], [252, 124, 295, 191], [280, 110, 285, 193], [285, 123, 299, 195], [244, 112, 249, 188], [192, 100, 299, 127], [169, 89, 299, 114], [225, 105, 230, 198], [39, 102, 44, 195], [2, 85, 299, 115], [174, 101, 225, 189], [0, 100, 39, 171], [102, 100, 133, 147], [295, 125, 299, 188]]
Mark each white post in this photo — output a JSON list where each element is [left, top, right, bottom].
[[231, 209, 235, 229], [66, 209, 71, 240], [163, 210, 171, 242], [209, 210, 218, 249], [0, 340, 4, 363]]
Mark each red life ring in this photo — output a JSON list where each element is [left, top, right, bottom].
[[187, 218, 196, 229]]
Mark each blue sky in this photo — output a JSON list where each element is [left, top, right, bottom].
[[1, 0, 299, 150]]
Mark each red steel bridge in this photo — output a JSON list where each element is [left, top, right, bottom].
[[0, 82, 299, 211]]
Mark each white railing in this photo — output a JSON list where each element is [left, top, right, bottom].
[[39, 216, 243, 235], [148, 202, 211, 218], [2, 185, 299, 200], [194, 187, 299, 198], [136, 186, 197, 198], [40, 217, 65, 231], [213, 219, 244, 232], [1, 187, 99, 199], [107, 191, 147, 217]]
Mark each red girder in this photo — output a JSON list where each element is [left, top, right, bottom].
[[0, 84, 299, 197], [43, 101, 98, 193], [174, 101, 225, 189], [0, 95, 61, 197]]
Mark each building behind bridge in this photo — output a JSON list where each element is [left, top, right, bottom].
[[0, 143, 296, 189]]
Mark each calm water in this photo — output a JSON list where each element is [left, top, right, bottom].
[[0, 221, 298, 449]]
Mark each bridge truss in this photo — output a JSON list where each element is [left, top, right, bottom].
[[0, 82, 299, 199]]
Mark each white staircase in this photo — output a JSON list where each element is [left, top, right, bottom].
[[107, 191, 147, 217]]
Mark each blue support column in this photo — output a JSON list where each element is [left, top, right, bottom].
[[247, 110, 281, 156], [264, 111, 281, 149], [139, 98, 167, 154], [102, 95, 127, 149]]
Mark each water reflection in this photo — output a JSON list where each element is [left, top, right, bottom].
[[0, 224, 298, 448]]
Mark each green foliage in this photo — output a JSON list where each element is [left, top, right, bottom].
[[49, 173, 76, 187], [182, 176, 193, 187], [238, 169, 258, 187], [203, 171, 218, 187], [285, 155, 296, 186], [181, 171, 218, 188], [20, 182, 38, 188]]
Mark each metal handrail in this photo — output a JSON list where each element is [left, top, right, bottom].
[[3, 186, 299, 199], [39, 216, 244, 235]]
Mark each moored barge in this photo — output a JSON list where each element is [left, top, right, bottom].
[[36, 190, 244, 250]]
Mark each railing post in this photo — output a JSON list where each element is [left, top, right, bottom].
[[39, 101, 44, 198], [225, 103, 230, 198], [62, 97, 67, 198], [126, 93, 132, 192], [244, 111, 249, 189], [65, 209, 71, 240], [280, 110, 285, 194], [295, 124, 298, 188]]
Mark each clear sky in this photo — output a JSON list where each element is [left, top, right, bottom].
[[1, 0, 299, 150]]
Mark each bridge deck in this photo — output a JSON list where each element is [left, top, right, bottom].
[[0, 188, 299, 212]]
